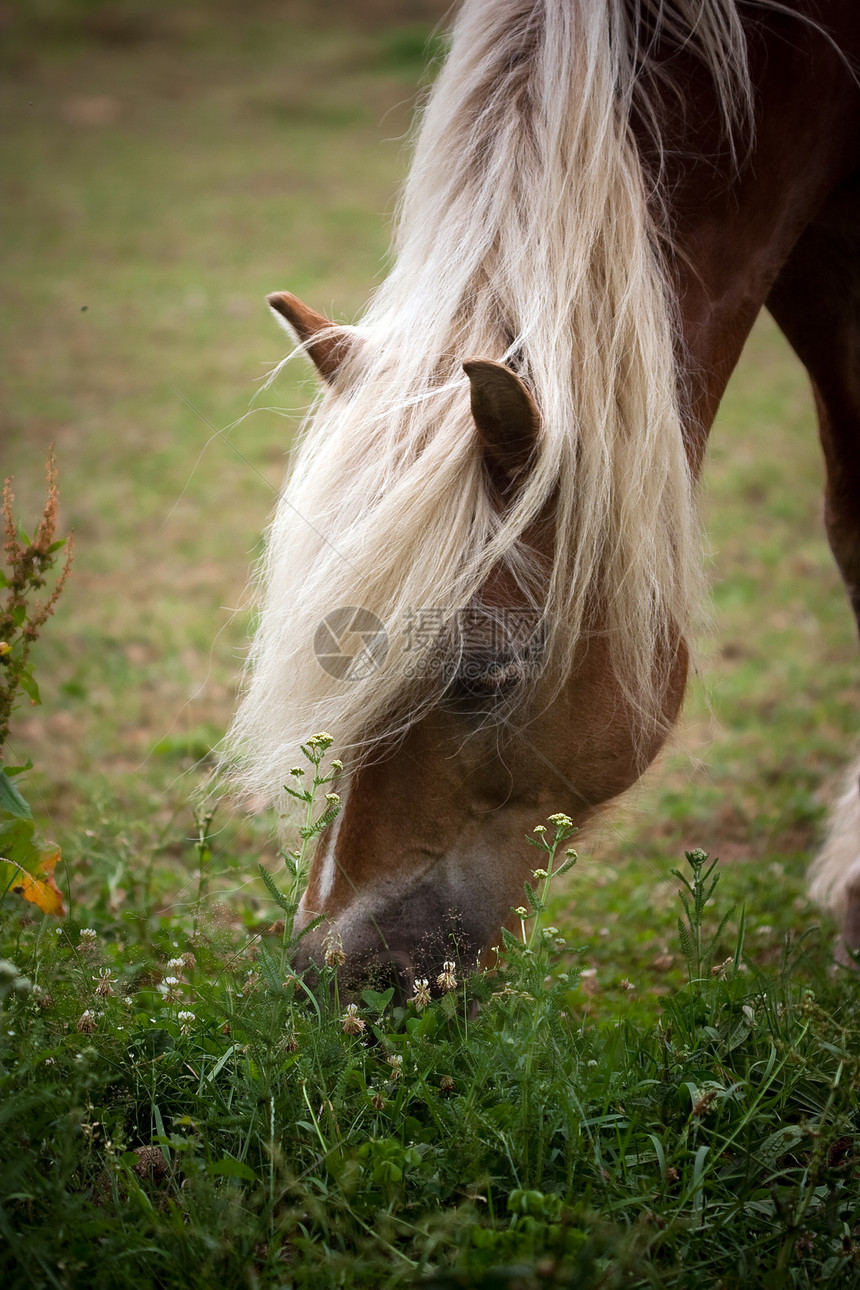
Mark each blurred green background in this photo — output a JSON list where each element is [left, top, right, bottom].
[[2, 0, 857, 981]]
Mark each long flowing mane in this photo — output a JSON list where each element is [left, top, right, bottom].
[[228, 0, 752, 802]]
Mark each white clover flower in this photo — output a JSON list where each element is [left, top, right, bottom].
[[324, 935, 346, 968], [166, 958, 184, 973], [77, 1009, 97, 1033], [341, 1003, 365, 1035], [159, 976, 182, 1004], [387, 1053, 403, 1080], [177, 1010, 195, 1036], [436, 961, 457, 992], [411, 979, 431, 1012], [94, 968, 115, 998]]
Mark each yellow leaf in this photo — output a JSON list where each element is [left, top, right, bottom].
[[0, 849, 65, 916]]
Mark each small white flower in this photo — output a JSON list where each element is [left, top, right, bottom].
[[532, 868, 549, 879], [177, 1010, 195, 1035], [340, 1003, 365, 1035], [387, 1053, 403, 1080], [324, 934, 346, 968], [436, 961, 457, 992], [547, 813, 573, 828], [159, 975, 182, 1004], [325, 793, 340, 805], [533, 825, 547, 835], [412, 979, 431, 1012]]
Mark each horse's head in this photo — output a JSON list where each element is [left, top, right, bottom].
[[258, 293, 690, 990]]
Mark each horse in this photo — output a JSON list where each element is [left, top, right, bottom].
[[227, 0, 860, 983]]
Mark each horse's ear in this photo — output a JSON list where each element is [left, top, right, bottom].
[[267, 291, 360, 384], [463, 358, 540, 479]]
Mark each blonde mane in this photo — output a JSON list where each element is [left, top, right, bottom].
[[227, 0, 752, 803]]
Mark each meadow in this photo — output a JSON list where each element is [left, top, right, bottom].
[[1, 2, 858, 1286]]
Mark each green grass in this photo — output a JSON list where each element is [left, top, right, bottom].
[[1, 4, 859, 1285], [1, 821, 859, 1289]]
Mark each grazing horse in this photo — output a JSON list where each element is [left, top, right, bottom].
[[228, 0, 860, 979]]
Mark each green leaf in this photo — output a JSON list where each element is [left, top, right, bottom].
[[524, 882, 543, 914], [18, 670, 41, 705], [0, 771, 32, 820], [361, 987, 395, 1014], [208, 1158, 258, 1182], [288, 911, 325, 948], [257, 862, 292, 913], [284, 784, 312, 803], [500, 926, 523, 953], [257, 943, 285, 994]]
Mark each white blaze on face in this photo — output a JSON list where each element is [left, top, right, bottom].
[[296, 775, 350, 923]]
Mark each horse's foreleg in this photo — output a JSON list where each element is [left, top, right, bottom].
[[766, 173, 860, 962]]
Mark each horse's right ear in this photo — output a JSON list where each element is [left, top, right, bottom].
[[463, 358, 540, 481], [267, 291, 360, 385]]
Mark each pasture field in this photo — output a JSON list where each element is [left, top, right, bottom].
[[1, 3, 859, 1287]]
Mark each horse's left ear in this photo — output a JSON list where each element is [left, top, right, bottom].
[[267, 291, 361, 384], [463, 358, 541, 479]]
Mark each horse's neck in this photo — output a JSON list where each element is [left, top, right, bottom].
[[651, 0, 860, 469]]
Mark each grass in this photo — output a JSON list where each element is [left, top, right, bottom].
[[1, 813, 859, 1288], [1, 2, 859, 1285]]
